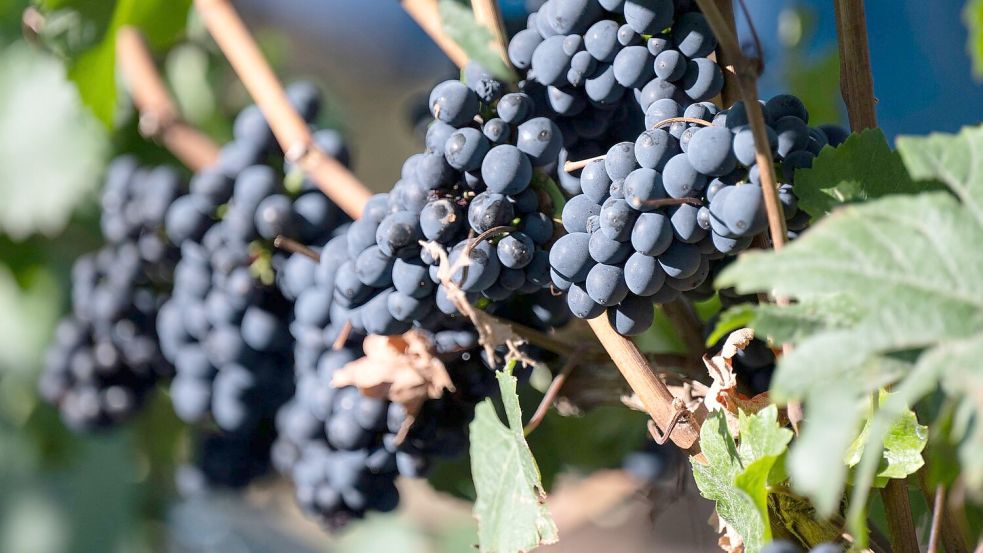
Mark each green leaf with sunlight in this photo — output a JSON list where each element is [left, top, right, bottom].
[[717, 125, 983, 545], [793, 128, 929, 219], [438, 0, 516, 82], [0, 44, 108, 238], [48, 0, 193, 126], [846, 391, 928, 486], [966, 0, 983, 79], [692, 406, 792, 553], [470, 364, 558, 553]]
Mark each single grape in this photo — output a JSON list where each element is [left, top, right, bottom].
[[429, 80, 479, 126], [613, 45, 654, 88], [509, 29, 544, 70], [588, 230, 632, 264], [481, 145, 532, 195], [566, 282, 605, 319], [468, 192, 515, 233], [662, 153, 708, 198], [585, 263, 629, 306], [599, 198, 638, 241], [496, 93, 533, 124], [444, 128, 490, 172], [516, 117, 563, 167], [549, 232, 594, 282], [672, 12, 717, 58], [496, 233, 535, 269], [584, 20, 621, 63], [608, 294, 654, 335], [624, 252, 666, 296], [604, 142, 639, 180], [624, 168, 666, 211], [686, 126, 737, 176], [631, 211, 673, 256], [623, 0, 674, 35], [562, 194, 603, 233], [657, 241, 701, 279]]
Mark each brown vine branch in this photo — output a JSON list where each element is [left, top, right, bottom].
[[470, 0, 511, 69], [524, 350, 582, 436], [917, 471, 969, 553], [833, 0, 877, 131], [193, 0, 372, 219], [587, 315, 706, 460], [928, 484, 945, 553], [692, 0, 787, 250], [116, 27, 220, 172], [401, 0, 469, 68], [880, 478, 919, 553]]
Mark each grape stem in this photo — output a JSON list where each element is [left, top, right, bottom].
[[401, 0, 469, 68], [562, 117, 711, 173], [563, 154, 606, 173], [523, 349, 583, 436], [116, 27, 220, 172], [272, 235, 320, 262], [710, 0, 740, 107], [833, 0, 878, 130], [470, 0, 512, 69], [193, 0, 372, 219], [692, 0, 787, 251]]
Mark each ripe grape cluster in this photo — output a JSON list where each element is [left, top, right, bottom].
[[550, 94, 847, 335], [158, 84, 349, 445], [509, 0, 725, 197], [308, 68, 572, 337], [39, 158, 182, 430]]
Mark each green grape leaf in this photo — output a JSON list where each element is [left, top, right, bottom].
[[793, 128, 931, 219], [692, 406, 792, 553], [438, 0, 516, 82], [716, 124, 983, 545], [0, 44, 108, 238], [846, 390, 928, 486], [470, 365, 558, 553], [966, 0, 983, 79], [48, 0, 192, 126]]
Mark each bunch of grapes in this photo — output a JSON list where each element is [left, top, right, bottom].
[[158, 84, 348, 452], [176, 429, 277, 493], [307, 63, 576, 337], [272, 330, 496, 528], [508, 0, 725, 197], [39, 158, 183, 430], [550, 94, 848, 335]]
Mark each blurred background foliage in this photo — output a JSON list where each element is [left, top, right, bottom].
[[0, 0, 979, 552]]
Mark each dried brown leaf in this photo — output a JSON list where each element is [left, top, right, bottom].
[[332, 332, 454, 407], [703, 328, 777, 434]]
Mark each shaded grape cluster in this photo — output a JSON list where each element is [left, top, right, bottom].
[[272, 331, 496, 528], [39, 158, 182, 430], [158, 84, 349, 472], [551, 94, 848, 335]]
